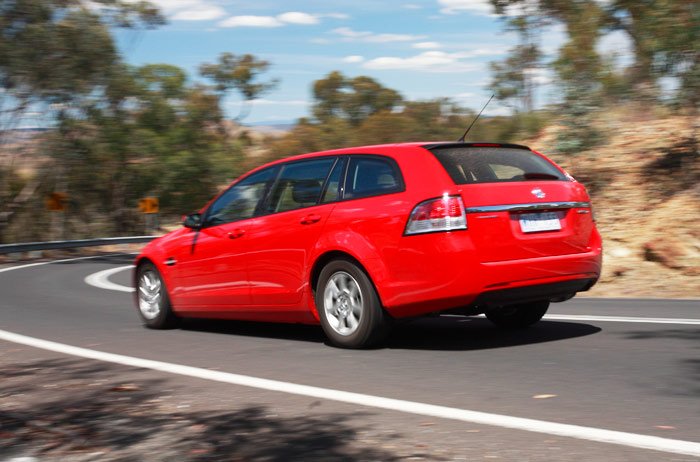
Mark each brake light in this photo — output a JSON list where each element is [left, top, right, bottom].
[[405, 195, 467, 235]]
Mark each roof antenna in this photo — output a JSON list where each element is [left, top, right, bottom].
[[458, 94, 494, 142]]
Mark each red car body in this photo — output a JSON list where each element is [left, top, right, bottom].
[[135, 142, 602, 343]]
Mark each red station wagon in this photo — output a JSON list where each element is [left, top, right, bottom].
[[134, 142, 602, 348]]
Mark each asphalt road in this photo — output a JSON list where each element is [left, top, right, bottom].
[[0, 254, 698, 461]]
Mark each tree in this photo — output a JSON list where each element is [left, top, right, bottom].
[[45, 62, 240, 235], [0, 0, 164, 241], [490, 0, 606, 154], [489, 15, 542, 113], [199, 53, 278, 122], [343, 76, 403, 126], [312, 71, 346, 122], [311, 72, 402, 125]]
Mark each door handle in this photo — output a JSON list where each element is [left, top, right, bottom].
[[300, 213, 322, 225], [228, 229, 245, 239]]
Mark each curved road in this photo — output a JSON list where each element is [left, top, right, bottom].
[[0, 254, 698, 461]]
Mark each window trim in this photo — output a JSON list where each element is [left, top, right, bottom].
[[319, 156, 345, 205]]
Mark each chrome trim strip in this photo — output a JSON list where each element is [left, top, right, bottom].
[[465, 201, 591, 214]]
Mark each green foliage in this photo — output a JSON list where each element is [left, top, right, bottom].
[[45, 63, 243, 234], [266, 84, 550, 163], [489, 14, 542, 112], [311, 71, 402, 125], [199, 53, 278, 121], [0, 0, 165, 240], [0, 0, 164, 106]]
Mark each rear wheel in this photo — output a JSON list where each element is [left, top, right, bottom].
[[485, 300, 550, 328], [316, 259, 389, 348], [136, 262, 179, 329]]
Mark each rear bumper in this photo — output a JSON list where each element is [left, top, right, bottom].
[[380, 243, 602, 319], [472, 277, 596, 307]]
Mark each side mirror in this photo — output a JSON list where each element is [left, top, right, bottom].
[[182, 213, 202, 230]]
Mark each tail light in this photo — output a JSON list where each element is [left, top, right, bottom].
[[405, 195, 467, 235]]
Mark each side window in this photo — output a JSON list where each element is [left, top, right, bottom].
[[321, 157, 346, 204], [345, 156, 402, 199], [267, 157, 336, 213], [205, 167, 276, 226]]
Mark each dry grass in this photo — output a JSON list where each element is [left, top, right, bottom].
[[529, 105, 700, 298]]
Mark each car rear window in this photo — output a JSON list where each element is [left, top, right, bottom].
[[428, 146, 567, 184]]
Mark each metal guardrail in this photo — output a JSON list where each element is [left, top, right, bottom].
[[0, 236, 158, 254]]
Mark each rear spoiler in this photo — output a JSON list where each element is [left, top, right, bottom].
[[422, 142, 531, 150]]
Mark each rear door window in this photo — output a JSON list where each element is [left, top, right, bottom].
[[428, 146, 567, 184], [345, 156, 403, 199]]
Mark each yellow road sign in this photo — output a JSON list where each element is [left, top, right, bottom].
[[138, 197, 159, 214], [46, 192, 68, 212]]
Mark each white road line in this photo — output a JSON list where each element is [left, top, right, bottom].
[[0, 254, 131, 274], [84, 265, 135, 293], [543, 314, 700, 325], [0, 329, 699, 458], [446, 313, 700, 326]]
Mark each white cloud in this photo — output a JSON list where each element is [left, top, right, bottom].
[[171, 5, 226, 21], [539, 24, 568, 55], [437, 0, 493, 15], [332, 27, 426, 43], [277, 12, 319, 25], [363, 51, 479, 72], [139, 0, 226, 21], [219, 15, 283, 27], [219, 11, 329, 28], [343, 55, 365, 63], [251, 99, 310, 107], [455, 92, 477, 99], [452, 47, 508, 58], [597, 30, 634, 68], [322, 13, 351, 19], [523, 67, 552, 85], [413, 41, 442, 49]]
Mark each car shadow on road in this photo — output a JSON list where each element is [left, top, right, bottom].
[[181, 318, 328, 344], [385, 316, 601, 351], [179, 316, 601, 351], [0, 358, 433, 461]]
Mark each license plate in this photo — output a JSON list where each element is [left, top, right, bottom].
[[519, 212, 561, 233]]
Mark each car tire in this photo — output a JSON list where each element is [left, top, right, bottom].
[[136, 262, 179, 329], [316, 259, 389, 349], [485, 300, 550, 328]]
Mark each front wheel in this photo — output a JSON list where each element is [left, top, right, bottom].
[[485, 300, 550, 328], [136, 262, 179, 329], [316, 259, 389, 349]]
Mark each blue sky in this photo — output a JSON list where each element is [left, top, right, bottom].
[[114, 0, 630, 125]]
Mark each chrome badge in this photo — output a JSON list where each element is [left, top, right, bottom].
[[531, 188, 546, 199]]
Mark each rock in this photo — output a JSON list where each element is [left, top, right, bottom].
[[643, 239, 688, 270], [608, 247, 632, 258]]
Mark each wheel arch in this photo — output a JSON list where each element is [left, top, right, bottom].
[[310, 250, 387, 308]]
